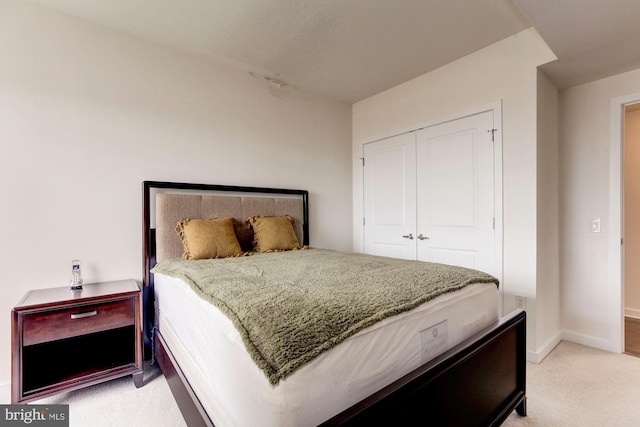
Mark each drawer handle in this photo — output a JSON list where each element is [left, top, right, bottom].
[[71, 310, 98, 320]]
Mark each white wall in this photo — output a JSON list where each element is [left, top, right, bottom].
[[352, 28, 556, 355], [560, 67, 640, 349], [0, 0, 352, 386]]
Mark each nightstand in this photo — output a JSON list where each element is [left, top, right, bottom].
[[11, 279, 144, 403]]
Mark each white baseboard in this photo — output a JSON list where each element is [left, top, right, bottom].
[[561, 330, 610, 352], [625, 308, 640, 319], [526, 332, 562, 363], [527, 330, 611, 363]]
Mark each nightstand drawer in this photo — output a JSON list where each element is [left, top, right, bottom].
[[23, 299, 135, 346]]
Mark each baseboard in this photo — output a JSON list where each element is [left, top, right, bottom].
[[0, 381, 10, 404], [625, 308, 640, 319], [561, 330, 610, 352], [526, 330, 610, 363], [526, 332, 562, 363]]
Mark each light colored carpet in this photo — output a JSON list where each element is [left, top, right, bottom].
[[31, 362, 187, 427], [12, 340, 640, 426], [503, 341, 640, 427]]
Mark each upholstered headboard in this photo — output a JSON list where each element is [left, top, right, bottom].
[[155, 193, 305, 263], [143, 181, 309, 288]]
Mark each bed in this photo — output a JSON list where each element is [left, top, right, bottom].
[[142, 180, 527, 427]]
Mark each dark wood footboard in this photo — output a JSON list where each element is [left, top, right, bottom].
[[321, 309, 526, 426], [155, 309, 526, 427]]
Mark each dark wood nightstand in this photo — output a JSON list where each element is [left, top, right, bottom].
[[11, 279, 144, 403]]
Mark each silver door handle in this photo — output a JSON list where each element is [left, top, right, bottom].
[[402, 233, 414, 240], [417, 234, 429, 240]]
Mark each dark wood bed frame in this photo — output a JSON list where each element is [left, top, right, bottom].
[[142, 180, 527, 427]]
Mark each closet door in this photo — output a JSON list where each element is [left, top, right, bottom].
[[363, 132, 417, 260], [416, 111, 495, 274]]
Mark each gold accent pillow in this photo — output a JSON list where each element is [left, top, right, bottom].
[[247, 215, 302, 253], [176, 217, 243, 259]]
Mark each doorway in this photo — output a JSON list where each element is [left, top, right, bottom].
[[611, 92, 640, 355], [624, 103, 640, 356]]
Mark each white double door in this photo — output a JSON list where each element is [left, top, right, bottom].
[[363, 110, 496, 275]]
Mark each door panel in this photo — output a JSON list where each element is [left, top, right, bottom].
[[425, 247, 479, 270], [426, 132, 476, 227], [416, 111, 494, 274], [363, 133, 417, 260]]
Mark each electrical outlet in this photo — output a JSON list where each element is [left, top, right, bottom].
[[591, 218, 601, 233], [515, 296, 526, 310]]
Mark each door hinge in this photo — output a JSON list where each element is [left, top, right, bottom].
[[493, 217, 495, 229], [488, 128, 498, 142], [360, 157, 365, 167], [363, 217, 365, 226]]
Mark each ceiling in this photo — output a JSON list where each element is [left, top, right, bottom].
[[513, 0, 640, 90], [25, 0, 640, 104]]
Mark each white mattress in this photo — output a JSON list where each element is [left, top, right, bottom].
[[154, 273, 499, 427]]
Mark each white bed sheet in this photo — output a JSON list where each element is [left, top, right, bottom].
[[155, 273, 499, 427]]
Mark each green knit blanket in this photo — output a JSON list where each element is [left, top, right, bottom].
[[151, 248, 498, 385]]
